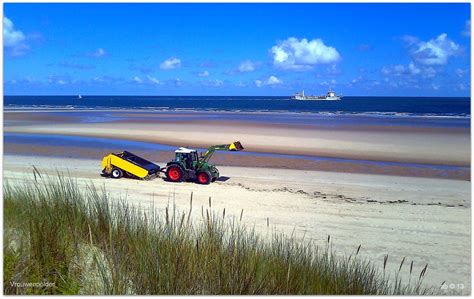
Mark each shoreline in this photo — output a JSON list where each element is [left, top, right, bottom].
[[4, 106, 471, 119]]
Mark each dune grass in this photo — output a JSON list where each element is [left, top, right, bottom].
[[3, 171, 434, 295]]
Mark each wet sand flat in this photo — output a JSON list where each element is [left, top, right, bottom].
[[4, 142, 470, 181], [4, 110, 471, 167]]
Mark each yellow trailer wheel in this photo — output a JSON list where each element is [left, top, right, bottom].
[[111, 168, 123, 179]]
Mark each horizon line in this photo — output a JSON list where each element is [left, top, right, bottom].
[[3, 94, 472, 98]]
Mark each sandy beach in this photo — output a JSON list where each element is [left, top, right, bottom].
[[3, 109, 471, 293], [3, 154, 470, 293]]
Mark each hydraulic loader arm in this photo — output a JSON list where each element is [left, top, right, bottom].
[[200, 141, 244, 163]]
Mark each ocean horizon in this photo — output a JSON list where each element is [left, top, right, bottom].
[[4, 95, 471, 118]]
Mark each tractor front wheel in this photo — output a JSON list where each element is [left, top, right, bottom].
[[166, 166, 184, 182], [196, 171, 211, 185]]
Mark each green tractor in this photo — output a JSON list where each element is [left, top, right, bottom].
[[165, 141, 244, 184]]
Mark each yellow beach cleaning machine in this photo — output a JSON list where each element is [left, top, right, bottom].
[[101, 141, 244, 183], [101, 151, 161, 179]]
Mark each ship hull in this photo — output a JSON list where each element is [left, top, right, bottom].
[[292, 96, 341, 101]]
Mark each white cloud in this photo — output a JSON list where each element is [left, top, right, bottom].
[[147, 75, 161, 85], [421, 67, 436, 78], [350, 76, 363, 85], [410, 33, 460, 65], [204, 79, 223, 87], [382, 63, 436, 78], [174, 78, 182, 86], [4, 16, 29, 56], [271, 37, 340, 70], [88, 48, 107, 58], [48, 75, 70, 85], [91, 76, 122, 84], [3, 17, 24, 47], [320, 79, 337, 86], [326, 64, 339, 75], [133, 75, 162, 85], [254, 76, 282, 87], [238, 60, 256, 72], [160, 57, 181, 70], [432, 84, 440, 90], [401, 35, 419, 46], [408, 62, 420, 75], [198, 70, 209, 77], [462, 20, 470, 37], [266, 76, 282, 85], [382, 64, 407, 76]]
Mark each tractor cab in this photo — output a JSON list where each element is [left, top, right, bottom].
[[174, 147, 198, 170]]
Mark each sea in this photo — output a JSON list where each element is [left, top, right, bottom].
[[4, 95, 471, 119]]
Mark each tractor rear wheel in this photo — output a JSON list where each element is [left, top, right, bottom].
[[166, 166, 184, 182], [196, 171, 211, 185], [111, 167, 123, 179]]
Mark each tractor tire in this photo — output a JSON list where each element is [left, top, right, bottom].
[[166, 165, 184, 182], [196, 171, 212, 185], [111, 167, 123, 179]]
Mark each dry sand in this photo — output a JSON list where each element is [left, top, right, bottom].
[[3, 154, 470, 294]]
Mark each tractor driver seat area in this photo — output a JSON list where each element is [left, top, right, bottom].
[[183, 154, 193, 170], [176, 153, 194, 170]]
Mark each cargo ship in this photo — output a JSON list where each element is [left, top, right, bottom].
[[292, 89, 342, 101]]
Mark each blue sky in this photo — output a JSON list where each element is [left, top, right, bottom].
[[4, 3, 471, 96]]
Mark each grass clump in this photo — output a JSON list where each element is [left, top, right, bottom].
[[4, 171, 434, 295]]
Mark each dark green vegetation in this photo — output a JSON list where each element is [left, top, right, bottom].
[[4, 172, 434, 295]]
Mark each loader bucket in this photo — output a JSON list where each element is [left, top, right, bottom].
[[229, 141, 244, 151]]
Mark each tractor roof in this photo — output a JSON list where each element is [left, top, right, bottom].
[[175, 147, 197, 154]]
